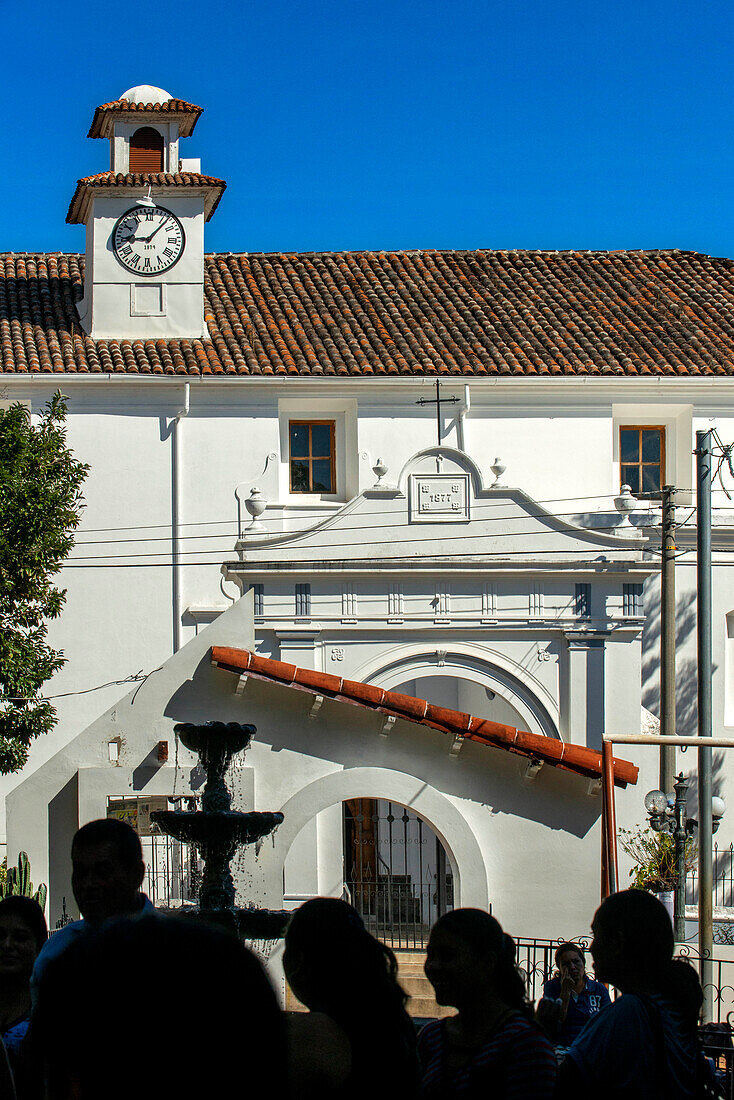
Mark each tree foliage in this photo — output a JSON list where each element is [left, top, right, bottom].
[[0, 393, 88, 773]]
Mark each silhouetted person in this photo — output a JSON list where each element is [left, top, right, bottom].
[[419, 908, 556, 1097], [32, 913, 286, 1099], [557, 889, 716, 1098], [0, 897, 46, 1081], [537, 941, 610, 1048], [283, 897, 420, 1098], [31, 817, 153, 998]]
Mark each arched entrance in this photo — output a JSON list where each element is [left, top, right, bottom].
[[273, 766, 489, 916], [344, 798, 452, 949]]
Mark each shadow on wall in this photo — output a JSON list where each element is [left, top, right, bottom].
[[163, 653, 602, 840], [642, 584, 705, 738]]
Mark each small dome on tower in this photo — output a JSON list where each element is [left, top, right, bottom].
[[119, 85, 172, 105]]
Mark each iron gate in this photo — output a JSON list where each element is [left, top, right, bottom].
[[343, 799, 453, 949]]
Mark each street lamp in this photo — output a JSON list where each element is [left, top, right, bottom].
[[644, 773, 725, 942]]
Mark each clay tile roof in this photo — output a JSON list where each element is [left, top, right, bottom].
[[88, 99, 202, 139], [210, 646, 638, 788], [66, 172, 226, 225], [3, 247, 734, 378]]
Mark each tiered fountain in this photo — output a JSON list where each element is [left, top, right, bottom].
[[151, 721, 290, 940]]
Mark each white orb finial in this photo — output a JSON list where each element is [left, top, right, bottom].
[[119, 85, 173, 105]]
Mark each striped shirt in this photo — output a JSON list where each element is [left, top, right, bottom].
[[418, 1013, 557, 1098]]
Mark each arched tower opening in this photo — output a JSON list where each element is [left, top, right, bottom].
[[129, 126, 165, 172]]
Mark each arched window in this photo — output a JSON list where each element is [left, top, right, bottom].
[[129, 127, 165, 172]]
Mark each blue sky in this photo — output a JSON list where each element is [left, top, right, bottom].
[[7, 0, 734, 256]]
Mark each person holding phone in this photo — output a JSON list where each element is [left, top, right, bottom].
[[537, 942, 610, 1049]]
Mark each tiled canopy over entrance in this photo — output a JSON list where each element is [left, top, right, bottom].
[[211, 646, 639, 788]]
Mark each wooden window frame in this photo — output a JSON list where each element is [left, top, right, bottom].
[[289, 420, 336, 494], [619, 425, 666, 496]]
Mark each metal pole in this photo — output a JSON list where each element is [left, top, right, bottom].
[[660, 486, 677, 792], [673, 773, 689, 944], [602, 741, 619, 893], [435, 378, 441, 446], [696, 429, 714, 1021]]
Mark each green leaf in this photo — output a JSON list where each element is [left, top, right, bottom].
[[0, 393, 88, 773]]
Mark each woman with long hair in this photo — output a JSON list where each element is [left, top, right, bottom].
[[283, 897, 420, 1099], [0, 896, 47, 1070], [558, 889, 715, 1098], [419, 908, 556, 1097]]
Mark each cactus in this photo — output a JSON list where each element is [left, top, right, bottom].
[[1, 851, 48, 911]]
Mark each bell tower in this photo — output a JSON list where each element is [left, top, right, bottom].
[[67, 85, 226, 340]]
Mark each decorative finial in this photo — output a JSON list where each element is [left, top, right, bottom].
[[372, 458, 388, 486], [614, 484, 638, 528], [490, 457, 506, 487], [139, 183, 155, 208], [244, 487, 267, 534]]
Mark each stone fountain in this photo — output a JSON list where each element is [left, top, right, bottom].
[[151, 721, 289, 940]]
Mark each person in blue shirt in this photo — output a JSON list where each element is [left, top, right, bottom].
[[31, 817, 154, 1000], [557, 890, 716, 1100], [538, 941, 610, 1048]]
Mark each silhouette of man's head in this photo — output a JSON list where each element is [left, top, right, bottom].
[[591, 889, 673, 989], [71, 818, 145, 925], [34, 914, 286, 1099]]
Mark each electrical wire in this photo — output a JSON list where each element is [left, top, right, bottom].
[[4, 668, 158, 703]]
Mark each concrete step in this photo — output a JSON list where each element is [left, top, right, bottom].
[[401, 974, 434, 997], [408, 995, 455, 1019], [394, 950, 455, 1020], [284, 948, 455, 1021]]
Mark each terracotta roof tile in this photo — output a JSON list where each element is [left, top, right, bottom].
[[88, 99, 202, 139], [210, 646, 638, 787], [3, 248, 734, 377], [67, 172, 226, 224]]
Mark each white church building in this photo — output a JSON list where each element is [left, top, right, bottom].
[[3, 86, 734, 954]]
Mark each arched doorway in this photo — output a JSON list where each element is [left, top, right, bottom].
[[343, 799, 453, 949], [272, 765, 489, 915]]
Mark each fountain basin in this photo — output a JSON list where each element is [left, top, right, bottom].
[[175, 721, 256, 759], [151, 810, 283, 851]]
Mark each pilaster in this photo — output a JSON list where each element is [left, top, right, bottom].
[[561, 630, 609, 749]]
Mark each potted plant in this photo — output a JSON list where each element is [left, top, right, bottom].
[[618, 826, 696, 918]]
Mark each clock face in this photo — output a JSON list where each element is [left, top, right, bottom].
[[112, 205, 185, 276]]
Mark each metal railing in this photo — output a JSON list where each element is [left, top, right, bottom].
[[142, 832, 202, 909], [514, 936, 734, 1025], [347, 874, 454, 950], [687, 842, 734, 909]]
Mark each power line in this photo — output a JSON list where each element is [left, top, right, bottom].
[[5, 667, 161, 703]]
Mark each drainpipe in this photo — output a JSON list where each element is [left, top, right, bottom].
[[172, 383, 190, 652], [458, 384, 471, 451]]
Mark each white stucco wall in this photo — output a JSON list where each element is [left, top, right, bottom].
[[2, 375, 733, 887]]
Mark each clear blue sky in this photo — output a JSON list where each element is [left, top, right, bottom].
[[7, 0, 734, 256]]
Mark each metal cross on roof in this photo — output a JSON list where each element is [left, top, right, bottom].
[[416, 378, 459, 446]]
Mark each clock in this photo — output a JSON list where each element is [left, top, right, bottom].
[[112, 204, 185, 276]]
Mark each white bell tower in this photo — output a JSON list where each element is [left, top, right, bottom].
[[67, 85, 225, 340]]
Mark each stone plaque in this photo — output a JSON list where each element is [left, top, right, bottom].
[[410, 474, 470, 522]]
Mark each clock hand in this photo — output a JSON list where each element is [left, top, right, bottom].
[[142, 220, 168, 244]]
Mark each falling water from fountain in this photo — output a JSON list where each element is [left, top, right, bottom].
[[150, 721, 290, 940]]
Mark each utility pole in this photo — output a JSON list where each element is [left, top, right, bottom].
[[696, 429, 714, 1021], [660, 485, 677, 793]]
